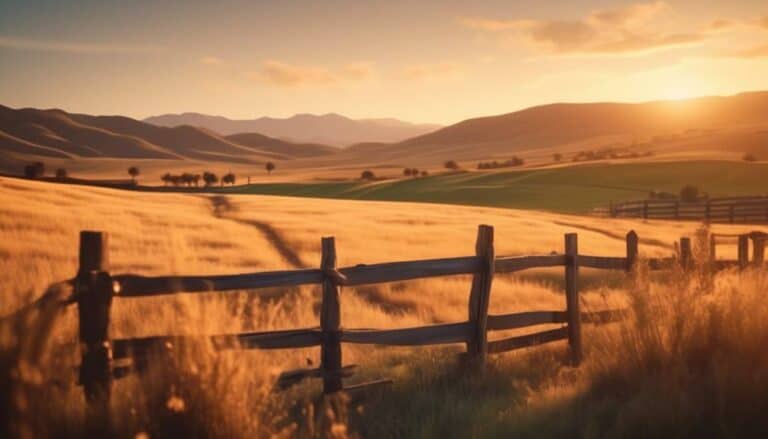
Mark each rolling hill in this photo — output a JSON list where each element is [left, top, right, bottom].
[[0, 105, 343, 174], [144, 112, 442, 146], [223, 161, 768, 213], [405, 91, 768, 147], [225, 132, 337, 157], [339, 91, 768, 164]]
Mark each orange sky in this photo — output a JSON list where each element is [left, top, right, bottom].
[[1, 0, 767, 124]]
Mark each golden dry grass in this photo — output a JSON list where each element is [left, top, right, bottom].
[[1, 176, 766, 438]]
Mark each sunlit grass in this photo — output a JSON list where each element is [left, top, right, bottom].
[[1, 177, 765, 438]]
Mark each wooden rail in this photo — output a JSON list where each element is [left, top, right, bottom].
[[53, 225, 765, 428], [604, 196, 768, 223]]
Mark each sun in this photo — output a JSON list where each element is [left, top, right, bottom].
[[662, 87, 699, 101], [656, 75, 706, 101]]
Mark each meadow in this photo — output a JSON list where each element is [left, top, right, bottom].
[[1, 176, 767, 438], [224, 160, 768, 213]]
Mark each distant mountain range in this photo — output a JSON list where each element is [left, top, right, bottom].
[[143, 112, 442, 147], [2, 91, 768, 176], [0, 105, 336, 165]]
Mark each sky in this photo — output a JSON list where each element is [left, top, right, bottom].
[[1, 0, 767, 124]]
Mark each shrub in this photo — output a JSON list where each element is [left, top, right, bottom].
[[444, 160, 459, 170], [361, 170, 375, 180], [553, 153, 562, 162], [265, 162, 275, 174], [680, 184, 700, 202], [743, 153, 758, 162], [54, 168, 67, 179], [23, 162, 45, 179]]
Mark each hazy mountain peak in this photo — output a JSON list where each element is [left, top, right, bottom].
[[143, 112, 442, 146]]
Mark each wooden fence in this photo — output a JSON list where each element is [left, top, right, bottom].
[[603, 196, 768, 223], [43, 225, 766, 430]]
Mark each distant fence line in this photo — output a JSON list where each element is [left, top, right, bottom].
[[599, 196, 768, 223], [15, 225, 768, 432]]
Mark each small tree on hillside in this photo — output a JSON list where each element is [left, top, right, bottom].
[[181, 173, 194, 187], [203, 171, 218, 187], [553, 153, 563, 162], [361, 170, 375, 180], [128, 166, 140, 184], [266, 162, 275, 174], [24, 162, 45, 179], [444, 160, 459, 171], [223, 172, 236, 185], [403, 168, 412, 177], [421, 170, 429, 177], [743, 153, 758, 162], [161, 173, 172, 186], [192, 174, 201, 187], [55, 168, 68, 180]]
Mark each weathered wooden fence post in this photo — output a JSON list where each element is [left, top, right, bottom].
[[754, 236, 765, 267], [76, 231, 113, 433], [738, 234, 750, 270], [705, 200, 711, 223], [626, 230, 638, 272], [466, 225, 495, 370], [320, 237, 343, 393], [564, 233, 582, 366], [679, 237, 692, 271], [643, 201, 649, 219], [674, 201, 680, 220]]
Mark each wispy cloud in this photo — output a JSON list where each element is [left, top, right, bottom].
[[397, 62, 463, 80], [0, 36, 161, 54], [252, 60, 373, 87], [339, 62, 375, 80], [720, 44, 768, 58], [459, 1, 707, 55], [200, 56, 223, 65], [708, 19, 734, 32]]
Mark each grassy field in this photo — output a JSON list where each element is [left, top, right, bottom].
[[223, 161, 768, 213], [2, 177, 768, 438]]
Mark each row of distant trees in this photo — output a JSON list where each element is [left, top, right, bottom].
[[477, 157, 524, 169], [403, 168, 428, 177], [23, 162, 140, 182], [159, 162, 275, 187], [24, 162, 69, 179], [21, 159, 277, 187], [161, 171, 236, 187]]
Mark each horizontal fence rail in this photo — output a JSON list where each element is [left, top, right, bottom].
[[603, 196, 768, 223], [20, 225, 764, 431]]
